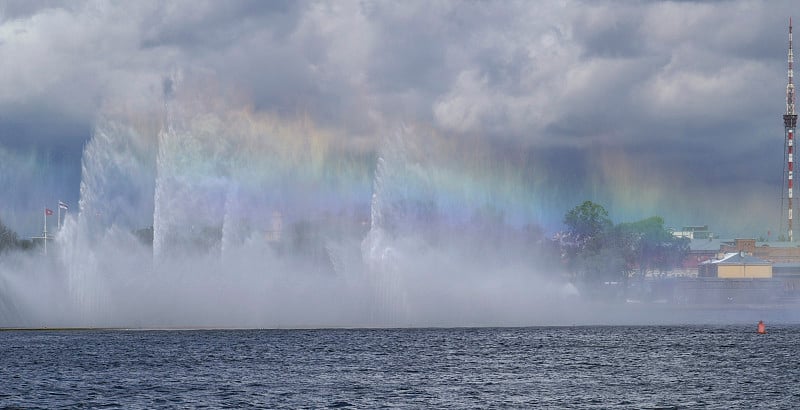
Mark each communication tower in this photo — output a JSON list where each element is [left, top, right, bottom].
[[785, 18, 797, 242]]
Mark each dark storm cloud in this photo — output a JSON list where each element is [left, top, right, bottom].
[[575, 5, 646, 59], [0, 1, 790, 143], [0, 0, 75, 21], [0, 0, 798, 235], [139, 0, 302, 52], [0, 104, 88, 152]]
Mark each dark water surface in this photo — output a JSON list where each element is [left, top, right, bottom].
[[1, 326, 799, 408]]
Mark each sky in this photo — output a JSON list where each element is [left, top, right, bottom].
[[0, 0, 797, 239]]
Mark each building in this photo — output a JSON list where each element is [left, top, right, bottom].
[[698, 252, 772, 279], [673, 252, 779, 305], [685, 238, 725, 271], [689, 242, 800, 303], [673, 225, 713, 240], [720, 238, 800, 264]]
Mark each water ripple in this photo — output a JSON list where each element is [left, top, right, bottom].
[[1, 326, 799, 408]]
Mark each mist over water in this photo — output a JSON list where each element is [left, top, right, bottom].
[[0, 76, 586, 328]]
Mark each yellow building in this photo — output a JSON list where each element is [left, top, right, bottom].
[[698, 252, 772, 279]]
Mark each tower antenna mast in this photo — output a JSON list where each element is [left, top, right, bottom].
[[785, 17, 797, 242]]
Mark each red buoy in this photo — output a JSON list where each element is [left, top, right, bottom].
[[757, 320, 766, 334]]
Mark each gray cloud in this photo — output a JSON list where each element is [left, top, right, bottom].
[[0, 0, 797, 237]]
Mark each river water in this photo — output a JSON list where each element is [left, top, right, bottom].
[[1, 326, 798, 408]]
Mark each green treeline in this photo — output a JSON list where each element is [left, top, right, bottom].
[[0, 218, 34, 252], [558, 200, 689, 287]]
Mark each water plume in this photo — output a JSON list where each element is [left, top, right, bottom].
[[0, 75, 586, 328]]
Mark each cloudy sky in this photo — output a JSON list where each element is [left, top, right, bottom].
[[0, 0, 797, 238]]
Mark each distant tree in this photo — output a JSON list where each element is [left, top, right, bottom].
[[617, 216, 688, 281], [17, 239, 34, 250], [0, 218, 20, 252], [660, 236, 689, 274], [563, 200, 612, 253], [558, 202, 688, 298], [559, 201, 620, 286]]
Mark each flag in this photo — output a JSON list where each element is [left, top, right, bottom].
[[45, 208, 54, 216], [58, 201, 69, 210]]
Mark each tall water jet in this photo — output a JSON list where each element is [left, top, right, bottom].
[[1, 68, 575, 328], [362, 125, 434, 324], [153, 73, 234, 261], [79, 115, 159, 238], [56, 103, 160, 324], [221, 183, 244, 260]]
